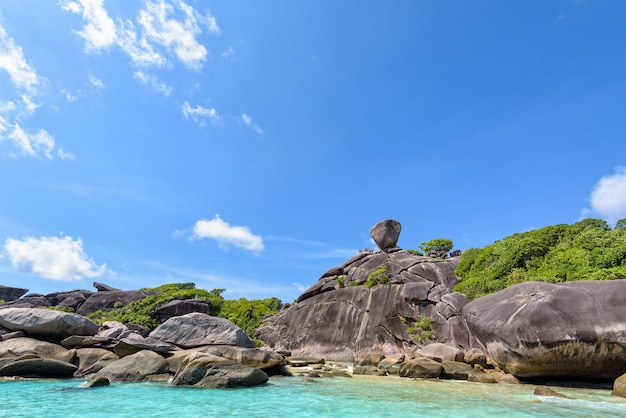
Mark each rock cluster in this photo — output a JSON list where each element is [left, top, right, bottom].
[[0, 307, 286, 388]]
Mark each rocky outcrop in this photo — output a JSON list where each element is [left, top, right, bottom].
[[256, 247, 467, 362], [93, 282, 121, 292], [150, 313, 256, 349], [462, 279, 626, 381], [0, 358, 77, 378], [74, 348, 120, 377], [0, 285, 28, 302], [0, 308, 99, 339], [171, 352, 268, 388]]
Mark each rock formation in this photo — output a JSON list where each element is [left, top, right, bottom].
[[256, 220, 468, 362], [462, 279, 626, 381], [0, 285, 29, 302]]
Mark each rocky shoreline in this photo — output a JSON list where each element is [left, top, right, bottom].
[[2, 219, 626, 397]]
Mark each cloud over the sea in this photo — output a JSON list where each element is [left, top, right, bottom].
[[192, 214, 264, 252], [3, 235, 106, 280]]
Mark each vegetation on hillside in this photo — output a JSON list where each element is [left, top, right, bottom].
[[455, 218, 626, 300], [87, 283, 282, 339]]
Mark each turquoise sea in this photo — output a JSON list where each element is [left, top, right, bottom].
[[1, 376, 625, 417]]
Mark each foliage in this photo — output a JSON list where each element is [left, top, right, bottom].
[[221, 297, 282, 346], [455, 219, 626, 300], [419, 238, 454, 258], [364, 265, 390, 288], [407, 314, 435, 344], [87, 283, 226, 328], [336, 276, 345, 288], [407, 249, 424, 256]]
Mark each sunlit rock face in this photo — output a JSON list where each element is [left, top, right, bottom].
[[256, 244, 467, 362], [462, 279, 626, 381]]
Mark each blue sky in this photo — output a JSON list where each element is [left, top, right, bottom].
[[1, 1, 626, 302]]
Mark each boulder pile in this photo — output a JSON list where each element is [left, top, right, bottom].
[[0, 306, 286, 388]]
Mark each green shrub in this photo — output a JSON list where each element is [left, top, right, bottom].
[[364, 265, 390, 288], [336, 276, 345, 288], [407, 314, 435, 344], [87, 283, 225, 328], [455, 219, 626, 299], [221, 297, 282, 347]]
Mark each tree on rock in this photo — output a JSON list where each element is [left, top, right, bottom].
[[419, 238, 454, 258]]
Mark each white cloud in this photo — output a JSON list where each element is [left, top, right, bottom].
[[137, 0, 213, 69], [0, 25, 39, 92], [3, 124, 55, 159], [192, 215, 264, 252], [88, 72, 105, 90], [239, 112, 263, 135], [117, 20, 166, 67], [181, 101, 222, 126], [3, 235, 106, 280], [584, 166, 626, 224], [133, 71, 172, 96], [60, 0, 117, 51], [0, 23, 71, 159]]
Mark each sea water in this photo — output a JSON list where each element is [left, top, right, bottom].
[[1, 376, 625, 418]]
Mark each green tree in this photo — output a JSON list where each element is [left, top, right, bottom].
[[419, 238, 454, 258]]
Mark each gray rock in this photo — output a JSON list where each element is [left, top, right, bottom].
[[93, 282, 121, 292], [84, 376, 110, 387], [0, 330, 25, 342], [0, 308, 98, 339], [257, 250, 467, 361], [76, 290, 148, 317], [56, 292, 90, 311], [463, 279, 626, 380], [0, 358, 77, 378], [440, 360, 473, 380], [171, 352, 268, 388], [398, 357, 443, 378], [534, 386, 570, 399], [61, 335, 111, 347], [0, 285, 28, 302], [416, 343, 462, 362], [0, 337, 73, 368], [150, 313, 256, 349], [95, 350, 168, 382], [369, 219, 402, 251], [74, 348, 119, 377], [113, 334, 177, 357], [165, 345, 284, 372], [153, 299, 212, 323]]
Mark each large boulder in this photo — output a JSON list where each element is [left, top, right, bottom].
[[76, 290, 149, 317], [0, 337, 73, 368], [166, 345, 285, 372], [95, 350, 168, 382], [256, 248, 468, 362], [0, 308, 98, 339], [113, 334, 177, 357], [0, 285, 29, 302], [74, 348, 120, 377], [463, 279, 626, 381], [0, 358, 77, 378], [150, 313, 256, 348], [369, 219, 402, 251], [152, 299, 212, 323], [171, 352, 268, 388]]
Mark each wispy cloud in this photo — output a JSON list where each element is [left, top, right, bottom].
[[181, 101, 222, 126], [221, 46, 234, 59], [133, 71, 172, 96], [0, 24, 72, 159], [239, 112, 263, 135], [88, 71, 105, 90], [3, 235, 106, 280], [192, 214, 264, 253], [60, 0, 117, 51], [61, 0, 219, 70], [0, 26, 39, 92], [582, 166, 626, 224]]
